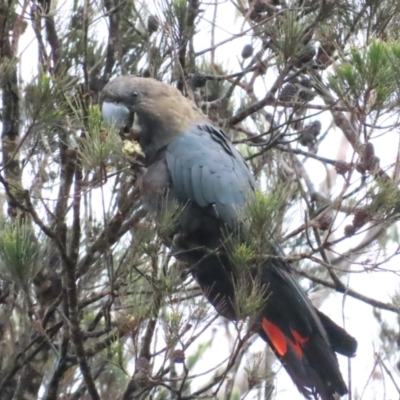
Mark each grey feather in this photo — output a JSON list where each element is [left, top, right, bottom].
[[165, 124, 255, 224], [182, 164, 194, 200], [191, 166, 208, 207], [172, 155, 185, 201], [201, 166, 216, 204]]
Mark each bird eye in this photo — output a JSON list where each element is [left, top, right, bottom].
[[131, 90, 139, 98]]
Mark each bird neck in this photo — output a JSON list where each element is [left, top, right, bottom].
[[136, 113, 179, 165], [136, 106, 206, 165]]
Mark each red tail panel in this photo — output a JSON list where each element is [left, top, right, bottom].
[[262, 318, 287, 356], [262, 318, 309, 358]]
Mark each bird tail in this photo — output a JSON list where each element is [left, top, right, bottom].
[[314, 309, 358, 357], [174, 241, 357, 399], [258, 305, 357, 400]]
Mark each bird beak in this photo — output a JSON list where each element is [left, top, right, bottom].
[[102, 101, 132, 128]]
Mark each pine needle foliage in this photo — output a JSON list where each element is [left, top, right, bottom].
[[0, 221, 41, 290], [78, 105, 122, 171], [266, 9, 315, 66], [245, 188, 289, 241], [24, 74, 68, 123], [329, 39, 400, 112], [233, 274, 268, 321]]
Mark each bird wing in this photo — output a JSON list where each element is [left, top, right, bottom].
[[165, 124, 256, 224]]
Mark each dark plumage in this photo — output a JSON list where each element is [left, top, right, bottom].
[[101, 76, 357, 400]]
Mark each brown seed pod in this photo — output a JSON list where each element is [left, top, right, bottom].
[[298, 121, 321, 146], [356, 162, 367, 174], [344, 224, 356, 237], [306, 120, 321, 138], [279, 83, 298, 101], [298, 77, 315, 101], [299, 131, 315, 147], [136, 357, 150, 374], [316, 214, 333, 231], [147, 15, 159, 34], [191, 73, 207, 88], [132, 357, 151, 386], [170, 349, 185, 363], [363, 143, 378, 170], [352, 210, 371, 228], [241, 44, 254, 59], [133, 370, 149, 386], [335, 160, 351, 175]]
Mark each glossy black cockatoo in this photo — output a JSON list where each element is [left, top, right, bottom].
[[101, 76, 357, 400]]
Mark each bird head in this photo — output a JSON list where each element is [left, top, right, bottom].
[[101, 76, 205, 162]]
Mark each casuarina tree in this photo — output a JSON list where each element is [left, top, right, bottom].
[[0, 1, 399, 400]]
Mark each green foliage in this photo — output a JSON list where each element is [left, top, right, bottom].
[[117, 294, 154, 331], [245, 352, 272, 390], [171, 0, 189, 33], [134, 223, 161, 258], [266, 10, 314, 66], [0, 58, 18, 84], [78, 104, 122, 171], [233, 275, 267, 321], [62, 5, 106, 73], [245, 188, 288, 240], [160, 306, 190, 348], [197, 61, 234, 120], [157, 266, 183, 297], [328, 40, 400, 112], [367, 178, 400, 217], [119, 270, 158, 324], [157, 198, 184, 240], [231, 391, 240, 400], [162, 309, 183, 336], [24, 73, 69, 125], [229, 242, 257, 272], [0, 221, 41, 290]]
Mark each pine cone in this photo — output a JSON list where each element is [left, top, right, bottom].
[[241, 44, 254, 59], [136, 357, 150, 374], [363, 142, 377, 169], [320, 1, 335, 17], [298, 77, 315, 101], [356, 162, 367, 173], [132, 357, 150, 386], [352, 210, 371, 228], [344, 224, 356, 237], [316, 50, 332, 66], [133, 371, 149, 386], [191, 73, 207, 88], [316, 214, 333, 231], [306, 120, 321, 137], [147, 15, 159, 34], [299, 76, 312, 89], [279, 78, 314, 102], [299, 131, 315, 147], [316, 42, 336, 66], [279, 83, 298, 101], [170, 349, 185, 363], [257, 61, 267, 75], [298, 121, 321, 146], [253, 0, 269, 13], [297, 48, 316, 65], [335, 160, 351, 175]]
